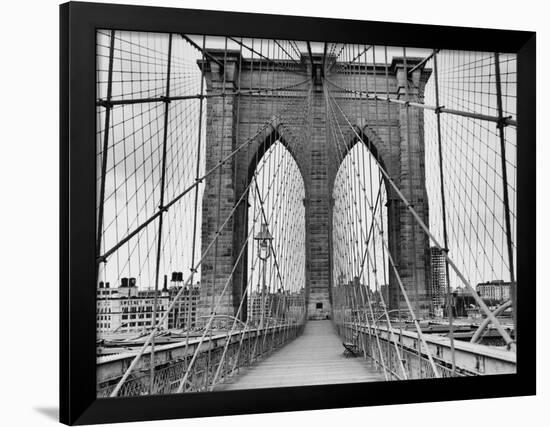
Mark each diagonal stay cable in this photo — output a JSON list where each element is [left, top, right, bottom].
[[228, 37, 307, 76], [326, 85, 515, 349], [108, 134, 296, 397], [175, 155, 298, 393], [325, 87, 409, 379], [326, 86, 439, 377], [253, 180, 286, 291], [208, 151, 303, 389], [98, 92, 311, 263]]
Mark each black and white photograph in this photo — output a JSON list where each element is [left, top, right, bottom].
[[3, 0, 546, 426], [95, 30, 518, 396]]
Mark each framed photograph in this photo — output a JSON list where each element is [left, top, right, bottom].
[[60, 1, 536, 424]]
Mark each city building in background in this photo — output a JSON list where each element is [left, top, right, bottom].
[[476, 280, 513, 302], [248, 289, 306, 325], [429, 246, 447, 314], [96, 274, 199, 334], [248, 291, 272, 324], [167, 286, 200, 330]]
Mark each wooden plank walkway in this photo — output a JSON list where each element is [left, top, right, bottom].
[[218, 320, 385, 390]]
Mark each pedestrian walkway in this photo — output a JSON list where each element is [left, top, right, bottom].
[[218, 320, 385, 390]]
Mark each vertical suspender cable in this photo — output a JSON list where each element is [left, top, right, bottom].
[[433, 49, 456, 374], [183, 35, 207, 382], [96, 30, 116, 281], [494, 53, 515, 285], [150, 33, 173, 394]]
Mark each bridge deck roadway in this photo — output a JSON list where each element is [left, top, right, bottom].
[[217, 320, 385, 390]]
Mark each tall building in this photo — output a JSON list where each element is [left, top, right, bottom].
[[429, 247, 447, 311]]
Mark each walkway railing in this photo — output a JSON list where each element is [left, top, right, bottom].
[[337, 321, 516, 380], [97, 320, 305, 396], [328, 44, 517, 379], [96, 32, 309, 396]]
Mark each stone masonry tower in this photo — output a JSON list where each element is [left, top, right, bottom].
[[197, 49, 431, 322]]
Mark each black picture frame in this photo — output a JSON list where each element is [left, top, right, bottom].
[[60, 1, 536, 425]]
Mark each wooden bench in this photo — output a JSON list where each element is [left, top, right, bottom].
[[342, 332, 362, 357]]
